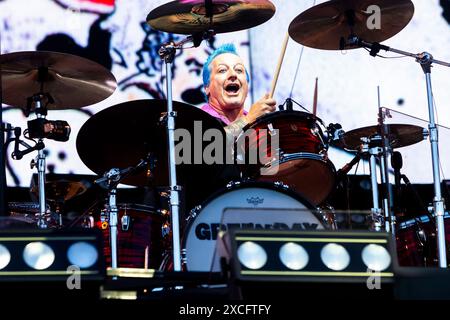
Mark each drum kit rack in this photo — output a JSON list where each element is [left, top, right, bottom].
[[0, 0, 449, 272]]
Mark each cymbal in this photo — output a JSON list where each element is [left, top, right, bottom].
[[333, 124, 426, 151], [0, 51, 117, 110], [289, 0, 414, 50], [147, 0, 276, 34], [30, 180, 88, 202], [76, 99, 227, 205]]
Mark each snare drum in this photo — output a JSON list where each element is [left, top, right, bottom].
[[236, 111, 336, 206], [183, 181, 330, 272], [102, 204, 166, 269]]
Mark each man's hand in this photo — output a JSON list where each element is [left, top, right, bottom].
[[244, 93, 277, 124]]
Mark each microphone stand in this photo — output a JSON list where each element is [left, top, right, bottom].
[[347, 36, 450, 267], [158, 30, 215, 272]]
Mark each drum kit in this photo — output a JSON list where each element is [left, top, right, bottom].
[[1, 0, 449, 272]]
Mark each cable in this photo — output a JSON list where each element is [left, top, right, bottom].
[[288, 0, 316, 99], [289, 45, 305, 98]]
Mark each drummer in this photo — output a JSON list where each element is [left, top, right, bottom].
[[201, 43, 276, 139]]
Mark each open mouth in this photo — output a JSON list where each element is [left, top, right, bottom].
[[225, 83, 240, 94]]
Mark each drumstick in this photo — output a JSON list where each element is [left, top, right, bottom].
[[269, 32, 290, 99], [313, 77, 318, 116]]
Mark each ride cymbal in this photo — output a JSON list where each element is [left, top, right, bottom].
[[1, 51, 117, 110], [77, 99, 229, 208], [147, 0, 276, 34], [289, 0, 414, 50]]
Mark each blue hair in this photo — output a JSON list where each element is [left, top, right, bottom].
[[202, 43, 250, 100]]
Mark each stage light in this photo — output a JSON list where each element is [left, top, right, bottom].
[[23, 242, 55, 270], [67, 242, 99, 269], [279, 242, 309, 270], [0, 229, 104, 281], [0, 244, 11, 270], [362, 244, 391, 271], [237, 241, 267, 270], [320, 243, 350, 271], [219, 229, 396, 282]]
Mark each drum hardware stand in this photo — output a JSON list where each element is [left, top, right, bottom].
[[12, 94, 51, 229], [347, 36, 450, 267], [360, 137, 384, 231], [95, 156, 152, 270], [158, 30, 215, 272]]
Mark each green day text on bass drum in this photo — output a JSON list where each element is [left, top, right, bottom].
[[182, 181, 334, 272]]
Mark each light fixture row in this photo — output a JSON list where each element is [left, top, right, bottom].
[[237, 241, 392, 272], [0, 241, 99, 271]]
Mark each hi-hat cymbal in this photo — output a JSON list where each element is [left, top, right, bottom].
[[289, 0, 414, 50], [0, 51, 117, 110], [30, 180, 88, 203], [333, 124, 426, 151], [147, 0, 276, 34], [76, 99, 228, 207]]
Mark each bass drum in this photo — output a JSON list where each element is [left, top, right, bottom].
[[183, 181, 330, 272]]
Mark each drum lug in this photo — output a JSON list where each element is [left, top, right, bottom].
[[226, 180, 241, 189], [273, 181, 289, 189], [100, 208, 109, 230], [267, 123, 277, 136], [188, 205, 202, 221], [121, 214, 130, 231]]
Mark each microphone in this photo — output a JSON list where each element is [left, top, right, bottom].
[[391, 151, 404, 215], [94, 157, 150, 187], [285, 98, 293, 111], [391, 151, 403, 189], [12, 127, 22, 159]]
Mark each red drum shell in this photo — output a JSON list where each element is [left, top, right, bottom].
[[237, 111, 336, 205], [102, 204, 165, 269]]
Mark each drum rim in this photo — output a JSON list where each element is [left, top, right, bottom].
[[242, 110, 325, 131], [190, 180, 316, 212], [117, 203, 157, 213]]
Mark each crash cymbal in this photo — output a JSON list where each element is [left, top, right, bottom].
[[289, 0, 414, 50], [76, 99, 227, 206], [0, 51, 117, 110], [333, 124, 426, 151], [147, 0, 275, 34]]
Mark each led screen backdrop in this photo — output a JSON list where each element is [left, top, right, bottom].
[[1, 0, 449, 188]]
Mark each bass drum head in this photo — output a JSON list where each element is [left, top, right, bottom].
[[184, 181, 325, 272]]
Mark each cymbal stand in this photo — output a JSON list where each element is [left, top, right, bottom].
[[104, 169, 119, 270], [360, 137, 384, 231], [158, 31, 214, 271], [348, 36, 450, 267], [378, 107, 394, 234], [30, 94, 48, 229]]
